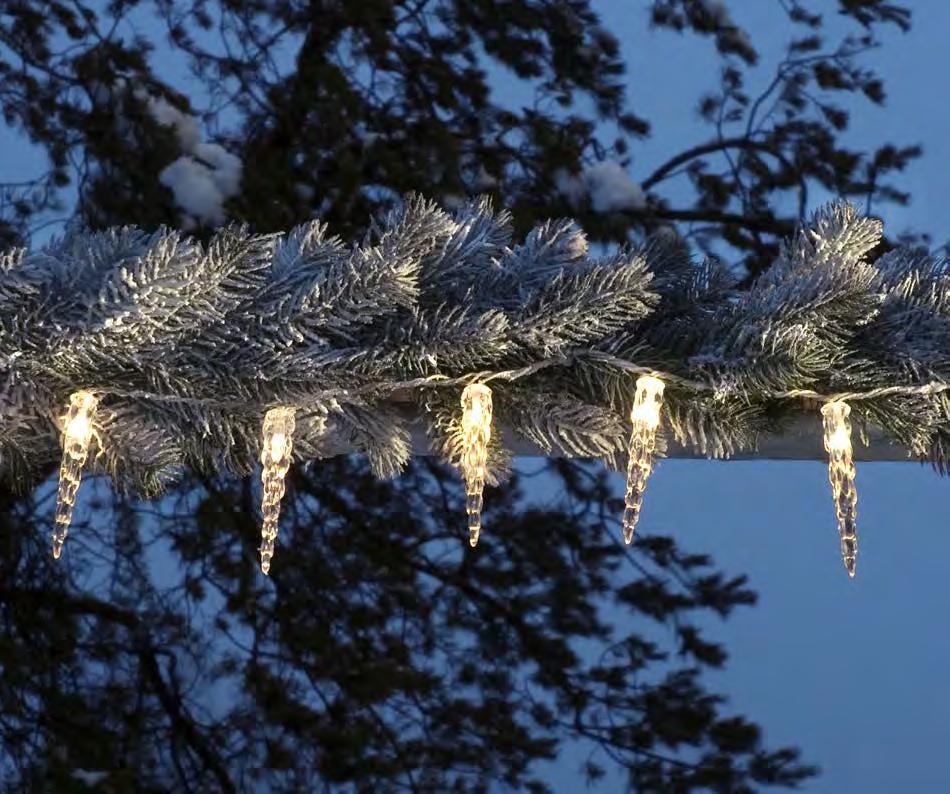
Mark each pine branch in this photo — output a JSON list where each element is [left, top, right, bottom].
[[0, 197, 948, 491]]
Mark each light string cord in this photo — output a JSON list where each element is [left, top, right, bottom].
[[12, 349, 950, 411]]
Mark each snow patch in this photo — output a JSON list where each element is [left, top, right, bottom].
[[584, 161, 646, 212], [120, 87, 244, 227], [557, 161, 646, 213], [554, 169, 587, 207], [160, 156, 237, 227], [136, 89, 202, 151], [191, 143, 243, 197]]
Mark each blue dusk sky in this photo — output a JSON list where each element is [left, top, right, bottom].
[[2, 3, 950, 792], [588, 3, 950, 792]]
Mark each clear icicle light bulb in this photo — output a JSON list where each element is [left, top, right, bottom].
[[821, 400, 858, 578], [53, 390, 99, 559], [622, 375, 665, 544], [460, 383, 493, 548], [259, 406, 296, 575]]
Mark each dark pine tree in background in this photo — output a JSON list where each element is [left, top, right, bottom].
[[0, 0, 921, 267], [0, 0, 919, 790]]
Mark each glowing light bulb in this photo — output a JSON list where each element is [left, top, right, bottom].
[[259, 407, 296, 575], [460, 384, 493, 547], [53, 390, 99, 559], [622, 375, 664, 544], [821, 400, 858, 578], [270, 433, 287, 461]]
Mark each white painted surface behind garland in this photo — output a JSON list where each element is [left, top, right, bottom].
[[408, 414, 911, 461]]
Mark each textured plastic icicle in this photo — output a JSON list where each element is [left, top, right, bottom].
[[460, 384, 493, 547], [821, 400, 858, 578], [259, 407, 296, 574], [622, 376, 665, 544], [53, 391, 99, 559]]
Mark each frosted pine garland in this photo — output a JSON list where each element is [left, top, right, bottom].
[[2, 196, 950, 569]]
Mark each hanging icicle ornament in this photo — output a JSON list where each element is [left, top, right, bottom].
[[821, 400, 858, 578], [460, 383, 493, 547], [259, 406, 296, 575], [52, 390, 99, 559], [622, 375, 665, 544]]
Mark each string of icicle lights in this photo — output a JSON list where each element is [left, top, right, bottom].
[[15, 198, 950, 580], [50, 372, 878, 577]]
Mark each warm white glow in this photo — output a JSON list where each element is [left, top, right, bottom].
[[825, 424, 850, 452], [259, 407, 296, 575], [629, 378, 663, 429], [821, 400, 858, 578], [461, 384, 493, 547], [269, 432, 287, 461], [66, 414, 90, 448], [622, 375, 665, 544], [53, 391, 99, 559]]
